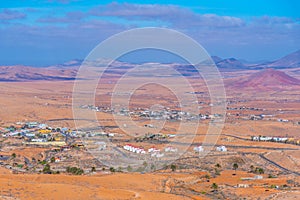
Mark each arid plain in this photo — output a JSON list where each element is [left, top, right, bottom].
[[0, 64, 300, 200]]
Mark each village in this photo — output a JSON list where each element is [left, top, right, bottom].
[[80, 103, 300, 126], [1, 118, 299, 176]]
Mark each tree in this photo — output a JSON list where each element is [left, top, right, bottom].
[[109, 167, 115, 173], [211, 183, 218, 191], [143, 161, 148, 168], [215, 163, 221, 168], [215, 168, 220, 176], [43, 164, 51, 174], [11, 153, 16, 159], [258, 168, 264, 174], [91, 166, 96, 172], [117, 166, 122, 172], [250, 165, 254, 172], [233, 163, 238, 171], [66, 166, 84, 175], [50, 157, 55, 163], [127, 165, 132, 172], [170, 164, 176, 172], [150, 164, 156, 171]]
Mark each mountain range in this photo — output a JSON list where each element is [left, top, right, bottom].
[[0, 50, 299, 83]]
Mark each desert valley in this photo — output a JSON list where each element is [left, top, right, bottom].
[[0, 49, 300, 199]]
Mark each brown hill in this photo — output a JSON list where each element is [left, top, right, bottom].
[[229, 69, 300, 89], [0, 65, 77, 82]]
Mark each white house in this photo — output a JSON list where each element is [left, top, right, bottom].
[[193, 146, 204, 152], [216, 146, 227, 152], [254, 175, 263, 180], [165, 146, 178, 152], [38, 124, 48, 129], [148, 147, 160, 153], [25, 133, 36, 137], [96, 141, 106, 150], [151, 152, 164, 158]]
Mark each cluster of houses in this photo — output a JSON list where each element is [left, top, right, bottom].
[[0, 122, 81, 146], [123, 144, 146, 154], [251, 136, 288, 142], [227, 106, 265, 111], [122, 145, 175, 158], [251, 135, 300, 145], [0, 122, 119, 147], [80, 104, 223, 122], [193, 145, 227, 152]]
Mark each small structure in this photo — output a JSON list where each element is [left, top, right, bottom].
[[108, 133, 115, 137], [164, 146, 178, 152], [193, 146, 204, 152], [26, 122, 38, 128], [151, 152, 164, 158], [144, 124, 154, 128], [254, 175, 263, 180], [148, 147, 160, 153], [216, 145, 227, 152], [237, 184, 249, 188], [96, 141, 106, 150], [38, 124, 48, 129]]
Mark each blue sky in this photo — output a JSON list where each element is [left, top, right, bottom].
[[0, 0, 299, 66]]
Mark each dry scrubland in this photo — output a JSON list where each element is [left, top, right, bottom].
[[0, 69, 300, 199]]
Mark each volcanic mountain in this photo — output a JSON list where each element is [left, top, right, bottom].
[[257, 49, 300, 69], [229, 68, 300, 89]]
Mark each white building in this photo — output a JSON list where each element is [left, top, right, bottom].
[[193, 146, 204, 152], [165, 146, 178, 152], [216, 146, 227, 152], [96, 141, 106, 150]]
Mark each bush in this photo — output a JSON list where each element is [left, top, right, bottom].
[[268, 174, 276, 178], [66, 166, 84, 175], [11, 153, 16, 158], [170, 164, 176, 172], [109, 167, 115, 173], [254, 167, 264, 174], [211, 183, 218, 191], [127, 165, 132, 172], [43, 164, 51, 174], [39, 160, 47, 165], [91, 166, 96, 172]]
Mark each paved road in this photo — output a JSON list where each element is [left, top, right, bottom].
[[258, 154, 300, 176]]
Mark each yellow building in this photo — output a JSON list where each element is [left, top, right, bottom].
[[39, 129, 52, 134]]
